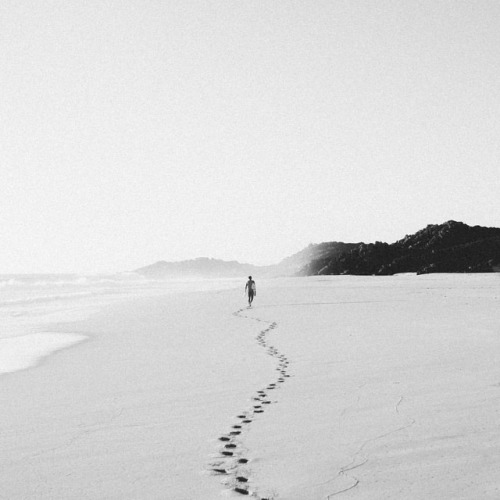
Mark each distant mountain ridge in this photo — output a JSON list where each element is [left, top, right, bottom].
[[134, 221, 500, 278], [300, 221, 500, 276], [134, 242, 363, 278], [135, 257, 262, 278]]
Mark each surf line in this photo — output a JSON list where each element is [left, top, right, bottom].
[[208, 307, 291, 498]]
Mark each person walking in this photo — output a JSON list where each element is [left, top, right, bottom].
[[245, 276, 256, 307]]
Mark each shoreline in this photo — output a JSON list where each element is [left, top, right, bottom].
[[0, 332, 88, 375]]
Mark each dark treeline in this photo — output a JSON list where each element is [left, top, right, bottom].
[[300, 221, 500, 276]]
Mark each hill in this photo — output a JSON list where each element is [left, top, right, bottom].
[[134, 221, 500, 279], [135, 243, 363, 279], [302, 221, 500, 276], [135, 257, 262, 278], [282, 242, 360, 276]]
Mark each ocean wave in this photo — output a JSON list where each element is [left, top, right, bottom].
[[0, 273, 149, 288], [0, 290, 110, 308]]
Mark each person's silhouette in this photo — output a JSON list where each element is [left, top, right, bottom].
[[245, 276, 256, 306]]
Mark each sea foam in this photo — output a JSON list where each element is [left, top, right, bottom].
[[0, 332, 87, 374]]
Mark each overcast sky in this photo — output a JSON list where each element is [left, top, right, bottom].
[[1, 0, 499, 273]]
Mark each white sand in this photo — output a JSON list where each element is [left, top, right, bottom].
[[243, 275, 500, 499], [1, 275, 499, 499]]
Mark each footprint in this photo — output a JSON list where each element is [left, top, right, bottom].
[[211, 311, 291, 498], [234, 487, 249, 495], [213, 468, 227, 474]]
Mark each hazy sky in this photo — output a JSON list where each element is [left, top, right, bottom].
[[1, 0, 499, 273]]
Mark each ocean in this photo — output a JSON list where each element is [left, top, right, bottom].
[[0, 272, 240, 374]]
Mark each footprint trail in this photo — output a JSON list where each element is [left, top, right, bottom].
[[207, 307, 291, 499]]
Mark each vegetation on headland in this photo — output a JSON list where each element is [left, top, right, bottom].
[[135, 221, 500, 278], [299, 221, 500, 276]]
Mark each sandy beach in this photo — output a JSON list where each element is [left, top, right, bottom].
[[1, 274, 500, 499], [3, 1, 500, 498]]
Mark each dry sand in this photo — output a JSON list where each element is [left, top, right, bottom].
[[1, 275, 499, 499]]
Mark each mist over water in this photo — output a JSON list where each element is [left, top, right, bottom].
[[0, 273, 241, 374], [0, 272, 223, 338], [0, 273, 241, 337], [1, 273, 146, 338]]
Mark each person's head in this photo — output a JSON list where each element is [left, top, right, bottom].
[[248, 276, 252, 280]]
